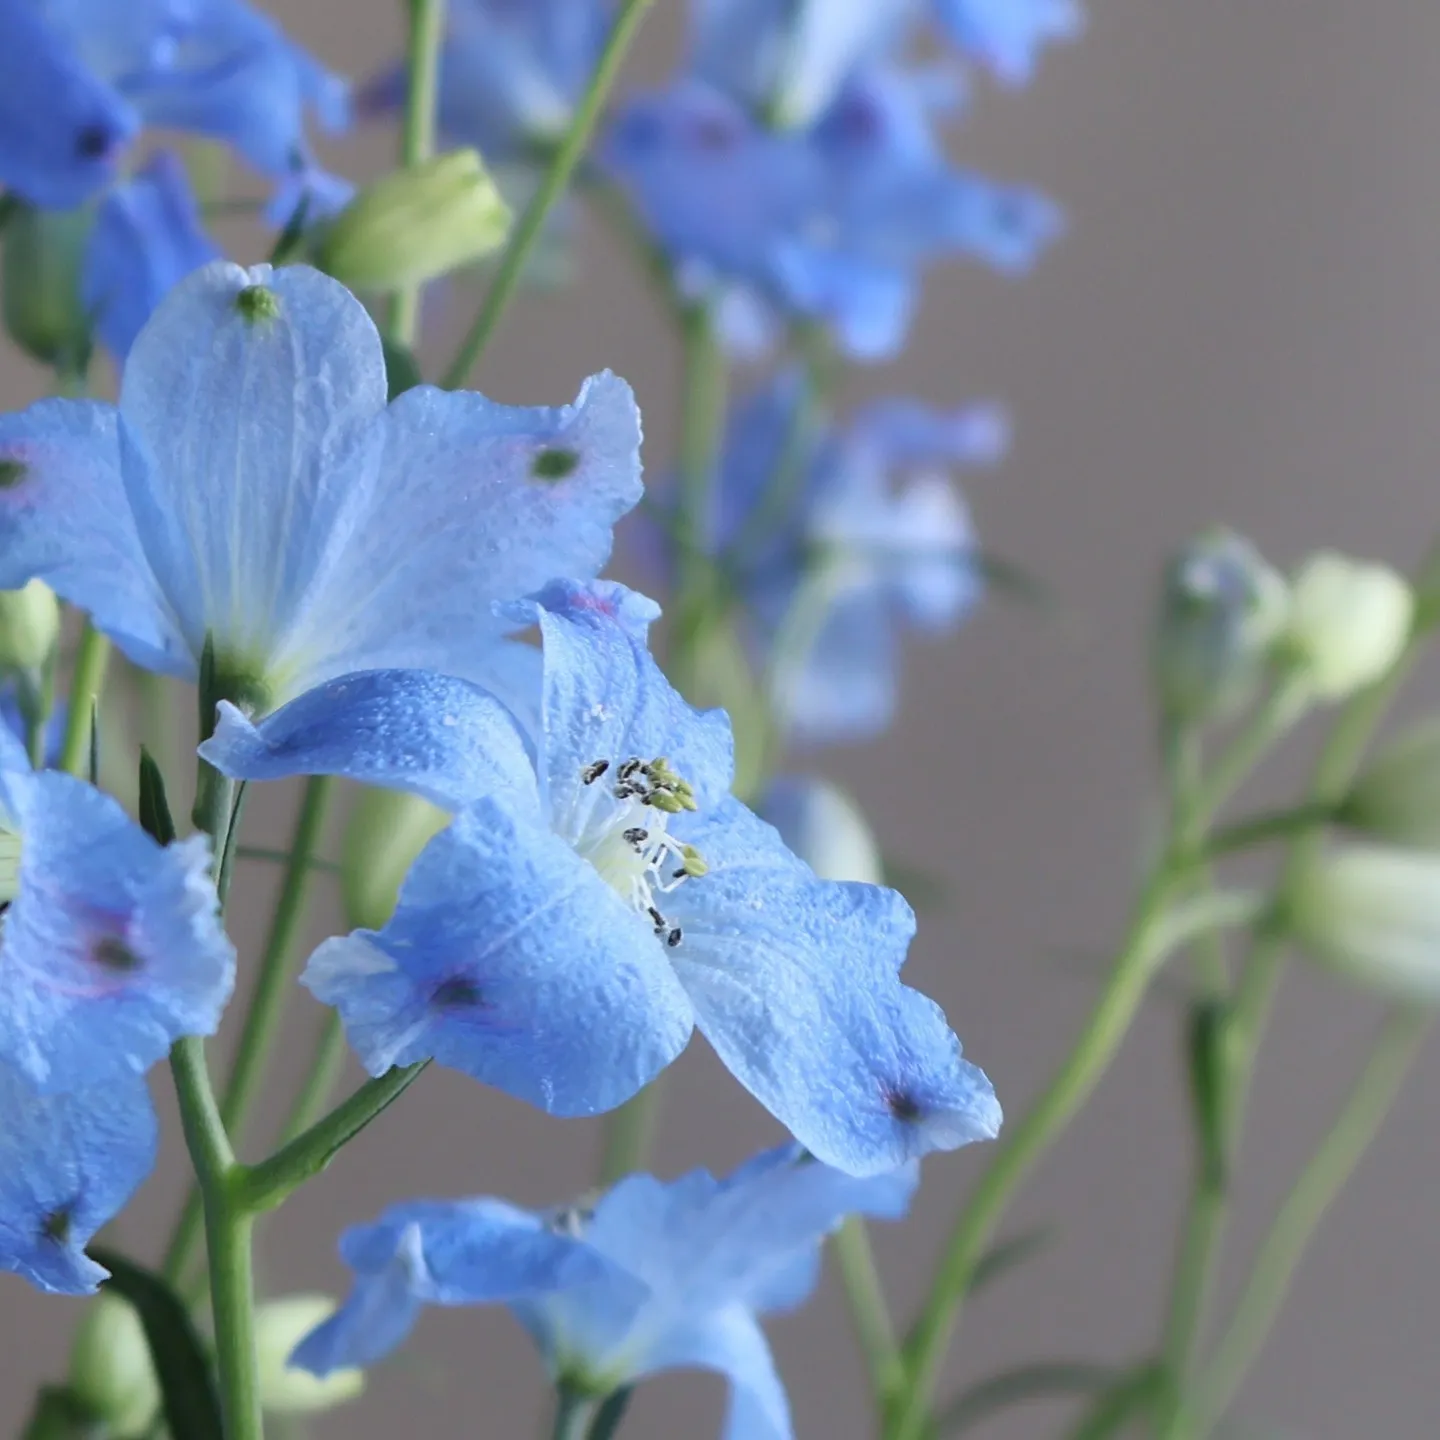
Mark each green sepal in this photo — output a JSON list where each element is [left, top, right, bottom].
[[381, 336, 423, 400], [586, 1387, 633, 1440], [88, 1248, 222, 1440], [268, 195, 311, 267], [20, 1388, 107, 1440], [933, 1362, 1119, 1436], [138, 749, 177, 846]]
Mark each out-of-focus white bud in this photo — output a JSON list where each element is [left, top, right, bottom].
[[1341, 718, 1440, 850], [0, 580, 60, 676], [67, 1295, 159, 1438], [1152, 529, 1289, 725], [2, 203, 93, 371], [761, 776, 883, 885], [1281, 553, 1413, 701], [1289, 843, 1440, 1001], [256, 1295, 364, 1414], [342, 786, 451, 930], [312, 150, 511, 293]]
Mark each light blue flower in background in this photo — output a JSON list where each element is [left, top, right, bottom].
[[201, 581, 1001, 1175], [0, 262, 644, 719], [933, 0, 1085, 85], [295, 1144, 917, 1440], [0, 0, 138, 208], [0, 722, 234, 1092], [83, 150, 221, 361], [0, 1061, 157, 1295]]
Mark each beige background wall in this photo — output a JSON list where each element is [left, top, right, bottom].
[[3, 3, 1440, 1436]]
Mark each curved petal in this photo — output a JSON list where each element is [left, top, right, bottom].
[[518, 583, 734, 843], [0, 400, 184, 674], [199, 669, 538, 813], [301, 797, 694, 1116], [278, 372, 646, 689], [668, 800, 1001, 1175], [0, 2, 137, 209], [0, 1064, 158, 1295], [0, 774, 234, 1091], [117, 261, 389, 686]]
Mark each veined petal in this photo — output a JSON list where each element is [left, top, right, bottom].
[[668, 799, 1000, 1174], [117, 261, 389, 686], [301, 798, 694, 1115], [199, 669, 538, 813], [0, 772, 234, 1091], [0, 1064, 158, 1295], [276, 373, 645, 690], [0, 400, 184, 675]]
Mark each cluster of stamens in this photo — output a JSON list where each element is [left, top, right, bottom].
[[580, 755, 707, 947]]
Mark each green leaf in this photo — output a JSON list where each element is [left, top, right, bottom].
[[935, 1363, 1119, 1436], [138, 749, 177, 846], [1187, 999, 1232, 1187], [586, 1387, 633, 1440], [89, 1248, 222, 1440], [881, 856, 949, 912], [268, 194, 312, 266], [381, 336, 423, 400], [1064, 1362, 1161, 1440], [20, 1388, 106, 1440], [973, 549, 1058, 613], [969, 1227, 1052, 1297]]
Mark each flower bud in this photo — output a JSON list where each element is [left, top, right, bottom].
[[0, 581, 61, 677], [342, 786, 451, 930], [1281, 553, 1413, 700], [1152, 529, 1288, 724], [257, 1295, 364, 1414], [1341, 718, 1440, 850], [761, 776, 883, 885], [312, 149, 512, 293], [1289, 843, 1440, 1001], [67, 1294, 159, 1437], [2, 202, 94, 371]]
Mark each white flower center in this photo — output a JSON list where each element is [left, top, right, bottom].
[[572, 757, 707, 947]]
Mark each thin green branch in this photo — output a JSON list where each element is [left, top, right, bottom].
[[834, 1218, 905, 1408], [57, 622, 108, 777]]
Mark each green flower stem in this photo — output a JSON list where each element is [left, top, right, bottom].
[[551, 1389, 600, 1440], [1153, 613, 1437, 1440], [239, 1061, 428, 1214], [388, 0, 447, 346], [440, 0, 657, 388], [57, 621, 108, 777], [834, 1218, 905, 1407], [595, 1082, 663, 1186], [169, 1035, 261, 1440], [1198, 1007, 1430, 1428], [887, 690, 1309, 1440]]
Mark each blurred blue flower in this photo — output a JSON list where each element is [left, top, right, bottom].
[[363, 0, 611, 160], [933, 0, 1085, 84], [200, 581, 1001, 1175], [0, 722, 234, 1092], [0, 1060, 157, 1295], [705, 375, 1003, 743], [0, 262, 643, 717], [604, 65, 1060, 359], [83, 150, 221, 361], [295, 1142, 916, 1440], [0, 0, 138, 208]]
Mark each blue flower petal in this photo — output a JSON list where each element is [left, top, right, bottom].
[[83, 150, 221, 362], [116, 261, 390, 690], [0, 771, 234, 1091], [199, 669, 538, 813], [0, 400, 183, 675], [0, 1063, 157, 1295], [934, 0, 1085, 85], [301, 797, 694, 1115], [667, 799, 1001, 1174], [0, 2, 137, 208]]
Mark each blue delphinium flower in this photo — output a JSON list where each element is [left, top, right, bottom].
[[83, 150, 221, 361], [295, 1143, 916, 1440], [0, 262, 643, 721], [0, 1061, 158, 1294], [0, 722, 234, 1091], [604, 64, 1060, 359], [0, 0, 138, 208], [701, 374, 1003, 743], [933, 0, 1085, 85], [200, 580, 1000, 1175]]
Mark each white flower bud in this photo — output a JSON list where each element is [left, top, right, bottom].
[[1341, 718, 1440, 850], [1289, 843, 1440, 1001], [256, 1295, 364, 1414], [0, 580, 60, 676], [761, 777, 883, 885], [1282, 553, 1413, 700], [68, 1295, 159, 1438]]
